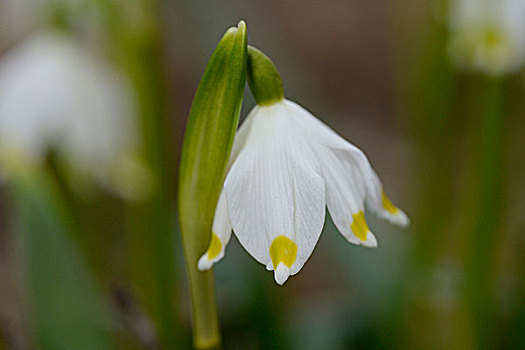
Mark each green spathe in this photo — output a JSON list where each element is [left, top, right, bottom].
[[178, 20, 247, 349], [247, 46, 284, 106]]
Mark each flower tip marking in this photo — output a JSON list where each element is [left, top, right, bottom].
[[381, 191, 410, 227], [351, 211, 370, 241], [269, 235, 297, 269], [269, 236, 297, 285], [381, 191, 399, 215], [197, 233, 223, 271], [206, 233, 222, 260]]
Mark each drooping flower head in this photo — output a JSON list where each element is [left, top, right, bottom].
[[198, 47, 409, 285], [448, 0, 525, 76], [0, 30, 147, 198]]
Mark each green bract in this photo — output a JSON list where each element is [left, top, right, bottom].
[[247, 46, 284, 106], [178, 21, 247, 349]]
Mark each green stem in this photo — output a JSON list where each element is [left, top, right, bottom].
[[461, 76, 505, 350], [124, 27, 181, 350], [125, 35, 180, 349], [504, 228, 525, 348], [181, 233, 221, 349], [408, 17, 458, 271], [390, 5, 460, 347]]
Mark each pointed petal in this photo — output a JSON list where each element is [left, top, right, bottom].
[[224, 103, 325, 284], [285, 99, 409, 227], [313, 143, 377, 247], [197, 189, 232, 270], [350, 211, 378, 248], [377, 189, 410, 226]]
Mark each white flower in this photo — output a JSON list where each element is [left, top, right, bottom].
[[0, 31, 147, 198], [198, 99, 409, 285], [448, 0, 525, 76]]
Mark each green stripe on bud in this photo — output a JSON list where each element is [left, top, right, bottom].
[[247, 46, 284, 106], [178, 20, 247, 349]]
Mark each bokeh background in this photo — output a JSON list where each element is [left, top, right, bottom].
[[1, 0, 524, 349]]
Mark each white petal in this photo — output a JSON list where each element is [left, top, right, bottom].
[[224, 102, 325, 284], [312, 143, 377, 247], [285, 99, 409, 227], [198, 189, 232, 270]]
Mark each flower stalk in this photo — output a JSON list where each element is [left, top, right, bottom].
[[178, 21, 247, 349], [461, 75, 506, 350]]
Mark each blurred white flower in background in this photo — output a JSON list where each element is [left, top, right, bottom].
[[448, 0, 525, 76], [0, 30, 149, 199]]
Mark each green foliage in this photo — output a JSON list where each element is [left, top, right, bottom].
[[13, 171, 113, 350]]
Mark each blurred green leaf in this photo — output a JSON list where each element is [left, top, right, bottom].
[[13, 170, 113, 350], [390, 4, 462, 348], [93, 1, 183, 347], [123, 27, 181, 350], [178, 21, 247, 349], [461, 76, 506, 350]]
